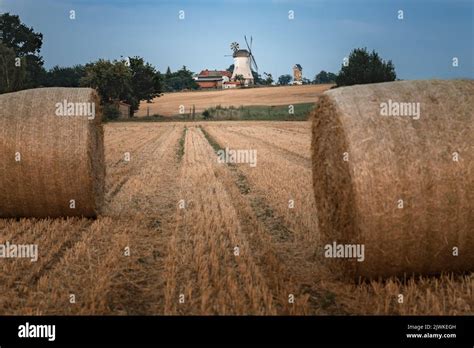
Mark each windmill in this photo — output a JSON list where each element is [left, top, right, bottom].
[[229, 36, 258, 86]]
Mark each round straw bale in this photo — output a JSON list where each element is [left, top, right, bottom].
[[311, 80, 473, 279], [0, 87, 105, 218]]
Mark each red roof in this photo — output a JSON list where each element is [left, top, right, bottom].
[[198, 69, 232, 78]]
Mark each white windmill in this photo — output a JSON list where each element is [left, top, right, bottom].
[[229, 36, 258, 86]]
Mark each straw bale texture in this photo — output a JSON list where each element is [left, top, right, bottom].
[[0, 88, 105, 218], [311, 80, 474, 278]]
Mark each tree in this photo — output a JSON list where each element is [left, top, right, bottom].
[[226, 64, 234, 74], [80, 58, 163, 117], [0, 43, 27, 93], [80, 59, 133, 104], [163, 66, 199, 92], [314, 70, 328, 83], [251, 70, 262, 84], [263, 72, 273, 85], [0, 13, 45, 89], [278, 74, 292, 85], [314, 70, 337, 84], [43, 65, 85, 87], [234, 74, 245, 86], [336, 48, 396, 87], [165, 66, 172, 79], [327, 72, 337, 82], [127, 56, 163, 114]]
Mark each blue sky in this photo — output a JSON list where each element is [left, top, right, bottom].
[[1, 0, 473, 79]]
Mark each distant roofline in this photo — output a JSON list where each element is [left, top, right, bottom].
[[196, 77, 224, 81]]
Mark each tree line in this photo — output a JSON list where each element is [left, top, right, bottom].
[[0, 13, 198, 118], [225, 65, 340, 86], [1, 13, 397, 118]]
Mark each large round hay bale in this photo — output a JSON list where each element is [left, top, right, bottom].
[[311, 80, 474, 279], [0, 88, 105, 218]]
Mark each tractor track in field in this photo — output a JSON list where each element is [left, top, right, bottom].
[[163, 127, 278, 315], [105, 137, 158, 201], [105, 126, 178, 207], [201, 125, 345, 315], [0, 218, 95, 313], [211, 162, 297, 313], [104, 126, 183, 314], [27, 220, 95, 287], [204, 123, 319, 241], [201, 126, 296, 242], [200, 125, 317, 313], [107, 176, 130, 200], [221, 167, 344, 314], [266, 124, 312, 136], [224, 128, 311, 168], [104, 126, 172, 201]]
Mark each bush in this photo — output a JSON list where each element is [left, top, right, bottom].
[[278, 74, 292, 85], [202, 110, 212, 120], [314, 71, 337, 84]]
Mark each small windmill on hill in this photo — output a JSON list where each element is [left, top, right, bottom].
[[228, 36, 258, 86]]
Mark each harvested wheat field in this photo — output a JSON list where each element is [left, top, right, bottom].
[[0, 121, 472, 315], [136, 84, 332, 116]]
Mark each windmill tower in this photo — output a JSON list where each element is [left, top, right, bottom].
[[229, 36, 258, 86], [293, 64, 303, 85]]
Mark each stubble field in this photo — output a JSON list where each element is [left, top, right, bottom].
[[0, 121, 472, 315], [136, 84, 333, 116]]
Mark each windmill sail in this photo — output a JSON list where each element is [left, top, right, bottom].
[[244, 35, 258, 72], [244, 35, 251, 51], [251, 55, 258, 72]]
